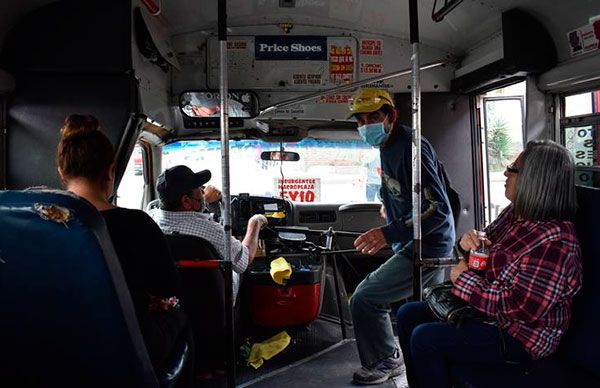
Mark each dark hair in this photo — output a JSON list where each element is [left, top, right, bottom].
[[514, 140, 577, 221], [379, 104, 395, 117], [56, 114, 114, 185]]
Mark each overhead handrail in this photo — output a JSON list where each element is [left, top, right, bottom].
[[432, 0, 464, 22], [257, 59, 452, 117]]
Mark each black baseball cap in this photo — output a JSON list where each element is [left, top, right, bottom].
[[156, 165, 211, 206]]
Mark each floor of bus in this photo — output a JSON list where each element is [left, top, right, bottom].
[[197, 317, 407, 387]]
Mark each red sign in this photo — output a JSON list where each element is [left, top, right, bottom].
[[329, 44, 354, 84], [360, 39, 383, 56], [275, 178, 321, 202], [360, 63, 383, 74]]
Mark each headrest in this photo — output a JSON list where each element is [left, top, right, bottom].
[[0, 189, 157, 387]]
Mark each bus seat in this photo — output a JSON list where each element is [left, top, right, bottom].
[[2, 0, 139, 191], [0, 190, 191, 388], [0, 189, 158, 387], [5, 73, 139, 191], [451, 185, 600, 388], [164, 234, 228, 371]]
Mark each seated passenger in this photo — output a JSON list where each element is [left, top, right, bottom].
[[396, 140, 583, 388], [147, 165, 267, 301], [56, 114, 191, 375]]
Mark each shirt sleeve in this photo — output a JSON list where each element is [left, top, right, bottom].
[[230, 236, 249, 274], [452, 239, 582, 323], [141, 213, 182, 298], [380, 141, 452, 244]]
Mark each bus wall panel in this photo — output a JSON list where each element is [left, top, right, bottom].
[[395, 93, 475, 238]]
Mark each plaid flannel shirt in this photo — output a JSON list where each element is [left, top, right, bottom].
[[452, 206, 582, 359], [147, 208, 249, 300]]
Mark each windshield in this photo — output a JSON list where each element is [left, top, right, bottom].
[[162, 139, 381, 204]]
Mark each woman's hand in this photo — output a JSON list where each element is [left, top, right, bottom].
[[459, 229, 492, 252], [450, 259, 468, 283]]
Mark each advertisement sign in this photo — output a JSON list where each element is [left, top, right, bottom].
[[565, 125, 598, 185], [565, 126, 596, 166], [255, 36, 327, 61], [360, 62, 383, 74], [568, 19, 600, 57], [359, 39, 383, 56], [275, 178, 321, 202], [329, 39, 355, 85]]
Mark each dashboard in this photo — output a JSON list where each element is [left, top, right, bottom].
[[230, 194, 291, 236]]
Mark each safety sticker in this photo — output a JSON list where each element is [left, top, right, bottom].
[[359, 39, 383, 56]]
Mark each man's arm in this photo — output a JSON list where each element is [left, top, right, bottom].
[[241, 214, 268, 264], [355, 143, 452, 255]]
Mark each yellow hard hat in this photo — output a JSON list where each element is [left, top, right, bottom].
[[348, 88, 395, 119]]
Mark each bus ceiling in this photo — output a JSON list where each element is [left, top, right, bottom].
[[1, 0, 599, 137]]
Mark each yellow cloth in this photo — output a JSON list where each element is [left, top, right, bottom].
[[265, 211, 286, 219], [270, 257, 292, 285], [248, 331, 291, 369]]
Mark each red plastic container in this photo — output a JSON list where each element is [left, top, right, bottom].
[[247, 259, 323, 328]]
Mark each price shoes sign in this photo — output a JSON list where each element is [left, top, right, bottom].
[[255, 36, 327, 61]]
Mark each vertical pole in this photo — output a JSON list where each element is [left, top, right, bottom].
[[218, 1, 235, 386], [325, 228, 347, 339], [409, 0, 423, 301]]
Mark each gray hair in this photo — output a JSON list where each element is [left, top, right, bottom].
[[515, 140, 577, 221]]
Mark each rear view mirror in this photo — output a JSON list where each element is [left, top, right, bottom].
[[260, 151, 300, 162], [180, 90, 259, 119]]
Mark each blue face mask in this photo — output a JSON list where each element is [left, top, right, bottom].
[[358, 122, 389, 147]]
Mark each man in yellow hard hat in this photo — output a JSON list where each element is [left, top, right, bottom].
[[347, 88, 455, 385]]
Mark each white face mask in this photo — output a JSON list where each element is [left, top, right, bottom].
[[358, 121, 389, 147]]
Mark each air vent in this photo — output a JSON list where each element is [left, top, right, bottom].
[[299, 211, 337, 224]]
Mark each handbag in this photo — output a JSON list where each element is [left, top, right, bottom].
[[423, 281, 492, 327]]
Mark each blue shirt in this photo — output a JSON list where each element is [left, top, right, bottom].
[[379, 125, 455, 258]]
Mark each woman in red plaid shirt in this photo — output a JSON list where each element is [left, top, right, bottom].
[[396, 140, 582, 388]]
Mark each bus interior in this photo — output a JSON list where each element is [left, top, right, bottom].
[[1, 0, 600, 387]]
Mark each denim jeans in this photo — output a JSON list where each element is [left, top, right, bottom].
[[396, 301, 531, 388], [350, 245, 444, 367]]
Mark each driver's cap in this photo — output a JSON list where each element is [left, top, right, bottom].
[[348, 88, 395, 119]]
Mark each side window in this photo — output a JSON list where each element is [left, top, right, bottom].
[[116, 144, 145, 209], [477, 81, 526, 226], [562, 90, 600, 188]]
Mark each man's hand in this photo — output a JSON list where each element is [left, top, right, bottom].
[[248, 214, 268, 229], [459, 229, 491, 252], [379, 204, 386, 221], [450, 259, 468, 283], [203, 185, 222, 204], [354, 227, 387, 255]]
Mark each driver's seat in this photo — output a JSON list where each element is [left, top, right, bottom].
[[164, 234, 229, 375]]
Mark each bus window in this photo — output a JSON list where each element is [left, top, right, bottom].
[[116, 144, 145, 209], [479, 81, 526, 225], [162, 140, 381, 204], [562, 90, 600, 187]]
